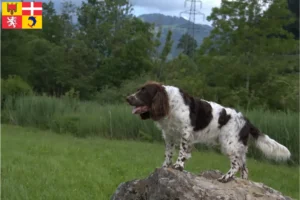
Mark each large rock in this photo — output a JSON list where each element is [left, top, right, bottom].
[[111, 168, 293, 200]]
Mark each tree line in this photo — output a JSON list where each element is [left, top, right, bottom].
[[1, 0, 299, 111]]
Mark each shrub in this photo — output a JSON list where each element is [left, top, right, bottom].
[[94, 74, 154, 104], [1, 75, 33, 110], [2, 75, 32, 97], [63, 88, 80, 100]]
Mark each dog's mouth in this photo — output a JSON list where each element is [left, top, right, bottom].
[[132, 106, 150, 114]]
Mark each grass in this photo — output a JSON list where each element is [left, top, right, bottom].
[[2, 95, 299, 164], [1, 124, 299, 200]]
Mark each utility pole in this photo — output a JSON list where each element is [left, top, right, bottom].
[[179, 0, 205, 59]]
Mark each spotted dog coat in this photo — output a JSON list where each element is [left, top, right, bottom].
[[126, 82, 291, 182]]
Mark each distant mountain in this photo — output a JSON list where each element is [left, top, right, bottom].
[[138, 13, 213, 59]]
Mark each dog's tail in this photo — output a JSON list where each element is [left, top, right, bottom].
[[249, 122, 291, 161]]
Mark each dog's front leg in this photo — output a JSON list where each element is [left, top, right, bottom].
[[172, 130, 192, 171], [162, 133, 174, 168]]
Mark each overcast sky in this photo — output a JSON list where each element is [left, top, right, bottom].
[[1, 0, 222, 25], [130, 0, 221, 25], [66, 0, 222, 25]]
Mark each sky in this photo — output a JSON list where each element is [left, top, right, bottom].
[[1, 0, 222, 25], [130, 0, 222, 25], [53, 0, 222, 25]]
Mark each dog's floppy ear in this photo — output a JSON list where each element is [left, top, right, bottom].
[[150, 86, 169, 121]]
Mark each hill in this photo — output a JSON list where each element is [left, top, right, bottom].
[[138, 13, 213, 59]]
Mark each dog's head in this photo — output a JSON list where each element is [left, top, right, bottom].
[[126, 81, 169, 121]]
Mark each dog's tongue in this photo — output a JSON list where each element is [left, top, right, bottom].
[[132, 106, 148, 114], [132, 107, 140, 114]]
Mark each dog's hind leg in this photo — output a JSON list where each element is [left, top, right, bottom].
[[218, 154, 243, 183], [240, 153, 248, 179], [218, 129, 247, 183]]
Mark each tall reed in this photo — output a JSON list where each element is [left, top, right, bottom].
[[2, 95, 299, 164]]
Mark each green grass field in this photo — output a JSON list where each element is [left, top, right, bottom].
[[1, 125, 299, 200]]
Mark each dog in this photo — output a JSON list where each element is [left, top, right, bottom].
[[126, 81, 291, 182]]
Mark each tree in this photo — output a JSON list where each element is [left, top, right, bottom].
[[24, 2, 79, 96], [197, 0, 298, 110], [26, 38, 65, 95], [1, 31, 33, 79], [2, 0, 159, 99], [286, 0, 299, 39], [177, 33, 198, 58], [200, 0, 297, 87], [156, 30, 173, 81], [77, 0, 156, 89]]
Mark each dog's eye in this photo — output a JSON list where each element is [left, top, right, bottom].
[[141, 87, 146, 92]]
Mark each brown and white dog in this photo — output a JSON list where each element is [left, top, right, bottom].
[[126, 81, 291, 182]]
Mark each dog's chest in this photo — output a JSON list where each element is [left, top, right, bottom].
[[155, 92, 191, 139], [155, 116, 183, 139]]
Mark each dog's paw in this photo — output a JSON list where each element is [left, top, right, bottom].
[[217, 175, 235, 183], [162, 164, 171, 168], [171, 163, 184, 171], [162, 161, 172, 168]]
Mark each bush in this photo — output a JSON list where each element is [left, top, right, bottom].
[[94, 86, 123, 104], [94, 74, 154, 104], [1, 75, 32, 109], [63, 88, 80, 100], [2, 75, 32, 97]]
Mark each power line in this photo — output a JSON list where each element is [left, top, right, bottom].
[[179, 0, 205, 58]]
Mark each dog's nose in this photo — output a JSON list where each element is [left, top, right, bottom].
[[126, 96, 132, 103]]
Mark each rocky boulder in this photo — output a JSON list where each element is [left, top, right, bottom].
[[111, 168, 293, 200]]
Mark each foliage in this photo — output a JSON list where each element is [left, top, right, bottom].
[[1, 0, 298, 112], [195, 0, 299, 111], [159, 30, 173, 63], [94, 74, 155, 104], [1, 75, 32, 121], [139, 13, 214, 58], [177, 33, 198, 58], [200, 0, 297, 55], [63, 88, 80, 100], [286, 0, 299, 39], [1, 75, 32, 97], [196, 55, 299, 111], [77, 0, 156, 90], [155, 30, 174, 80], [1, 0, 156, 99]]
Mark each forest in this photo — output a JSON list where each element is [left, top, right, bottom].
[[2, 0, 299, 111]]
